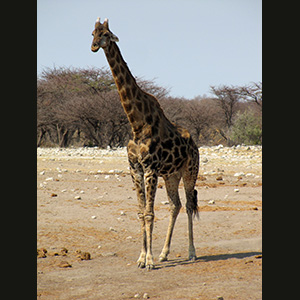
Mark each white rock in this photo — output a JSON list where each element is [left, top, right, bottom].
[[45, 177, 53, 181], [161, 201, 169, 205], [143, 293, 150, 299], [91, 215, 97, 219], [234, 188, 240, 193], [201, 157, 208, 163], [104, 175, 110, 179], [234, 172, 245, 177], [208, 200, 215, 204], [39, 171, 45, 175], [245, 173, 255, 177], [74, 196, 81, 200], [80, 190, 85, 194]]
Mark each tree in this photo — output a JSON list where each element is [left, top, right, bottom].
[[237, 82, 262, 111], [210, 85, 240, 129]]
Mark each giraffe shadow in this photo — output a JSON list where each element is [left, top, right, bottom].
[[154, 251, 262, 270]]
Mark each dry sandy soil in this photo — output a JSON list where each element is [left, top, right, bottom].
[[37, 145, 262, 300]]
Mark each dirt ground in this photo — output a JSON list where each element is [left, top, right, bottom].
[[37, 146, 262, 300]]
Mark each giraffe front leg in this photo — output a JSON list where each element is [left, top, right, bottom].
[[127, 142, 147, 268], [144, 170, 158, 270], [137, 212, 147, 268], [134, 178, 147, 269]]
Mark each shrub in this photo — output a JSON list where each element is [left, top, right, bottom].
[[229, 110, 262, 145]]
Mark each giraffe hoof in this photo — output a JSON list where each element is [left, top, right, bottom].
[[146, 264, 154, 270], [188, 255, 197, 261], [137, 262, 145, 268], [159, 255, 168, 262]]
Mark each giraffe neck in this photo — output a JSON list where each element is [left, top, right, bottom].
[[103, 42, 166, 139]]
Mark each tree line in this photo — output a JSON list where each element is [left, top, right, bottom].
[[37, 67, 262, 148]]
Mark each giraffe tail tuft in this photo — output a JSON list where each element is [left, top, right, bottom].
[[192, 189, 199, 219]]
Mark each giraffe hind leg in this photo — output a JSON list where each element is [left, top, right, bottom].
[[159, 174, 182, 262], [183, 154, 199, 261]]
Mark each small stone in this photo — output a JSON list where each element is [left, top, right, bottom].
[[80, 252, 91, 260], [74, 195, 81, 200], [216, 297, 224, 300], [134, 294, 141, 298], [216, 175, 223, 181], [45, 177, 53, 181], [161, 201, 169, 205], [198, 175, 207, 181], [91, 215, 97, 219], [58, 261, 72, 268], [39, 171, 45, 175], [104, 175, 110, 179], [109, 227, 117, 232], [201, 157, 208, 163], [37, 248, 47, 258], [143, 293, 150, 299], [208, 200, 215, 204], [61, 247, 68, 256], [102, 252, 117, 257], [234, 172, 245, 177], [51, 193, 57, 197], [234, 188, 240, 193]]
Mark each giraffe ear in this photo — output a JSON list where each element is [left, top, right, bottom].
[[111, 33, 119, 42]]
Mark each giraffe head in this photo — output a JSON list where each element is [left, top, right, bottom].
[[91, 18, 119, 52]]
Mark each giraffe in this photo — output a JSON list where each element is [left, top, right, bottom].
[[91, 18, 199, 270]]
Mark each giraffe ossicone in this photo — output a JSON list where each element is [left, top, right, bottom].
[[91, 18, 199, 270]]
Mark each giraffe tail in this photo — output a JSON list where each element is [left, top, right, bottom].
[[192, 189, 199, 219]]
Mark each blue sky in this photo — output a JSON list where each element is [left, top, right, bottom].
[[37, 0, 262, 99]]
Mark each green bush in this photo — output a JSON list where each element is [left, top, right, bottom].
[[230, 110, 262, 145]]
